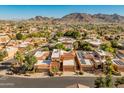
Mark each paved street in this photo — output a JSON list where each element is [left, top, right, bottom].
[[0, 76, 96, 88]]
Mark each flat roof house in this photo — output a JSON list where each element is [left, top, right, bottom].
[[4, 46, 18, 59], [0, 34, 10, 45], [95, 50, 113, 63], [113, 59, 124, 72], [50, 49, 61, 72], [51, 49, 61, 61], [76, 51, 94, 71], [17, 41, 33, 52], [50, 49, 77, 72], [58, 37, 76, 49], [117, 50, 124, 60], [61, 51, 76, 72], [34, 51, 51, 72], [84, 39, 102, 47]]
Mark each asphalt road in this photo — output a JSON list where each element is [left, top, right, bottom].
[[0, 76, 96, 88]]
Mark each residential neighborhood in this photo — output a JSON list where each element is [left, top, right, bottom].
[[1, 5, 124, 88]]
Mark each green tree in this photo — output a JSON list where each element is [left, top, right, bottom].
[[115, 77, 124, 87], [105, 74, 113, 88], [64, 31, 81, 39], [95, 57, 113, 88], [80, 41, 93, 51], [3, 50, 8, 57], [26, 45, 33, 51], [23, 55, 37, 71], [43, 47, 49, 51], [56, 31, 63, 38], [55, 43, 65, 50], [73, 31, 81, 39], [103, 57, 113, 75], [82, 32, 88, 39], [51, 67, 59, 74], [0, 51, 8, 61], [95, 77, 106, 88], [104, 57, 113, 87], [64, 31, 73, 37], [16, 33, 23, 40], [14, 51, 25, 66], [110, 40, 119, 48], [100, 43, 115, 53], [73, 41, 79, 49], [0, 52, 5, 61]]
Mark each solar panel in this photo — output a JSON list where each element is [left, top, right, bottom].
[[77, 51, 86, 64], [114, 60, 124, 65]]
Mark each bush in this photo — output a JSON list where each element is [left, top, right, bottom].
[[112, 71, 121, 76], [75, 71, 79, 75], [65, 48, 71, 51], [115, 77, 124, 87], [79, 71, 84, 75], [75, 71, 83, 75], [16, 33, 23, 40], [55, 43, 65, 50], [43, 47, 49, 51], [51, 67, 59, 74], [49, 71, 54, 76]]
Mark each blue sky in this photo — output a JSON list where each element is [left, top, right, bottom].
[[0, 5, 124, 19]]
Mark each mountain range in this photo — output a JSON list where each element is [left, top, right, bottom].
[[29, 13, 124, 24]]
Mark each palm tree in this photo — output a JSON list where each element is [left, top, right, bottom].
[[95, 57, 113, 88], [104, 57, 113, 75]]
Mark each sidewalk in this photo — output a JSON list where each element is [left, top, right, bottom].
[[61, 72, 102, 77], [1, 70, 124, 79]]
